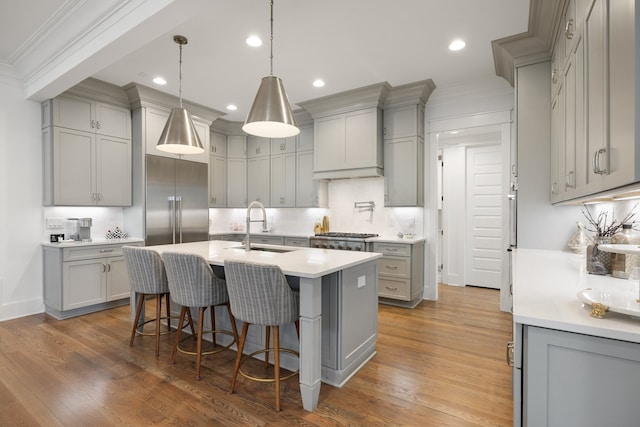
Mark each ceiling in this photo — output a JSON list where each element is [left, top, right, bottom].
[[0, 0, 530, 122]]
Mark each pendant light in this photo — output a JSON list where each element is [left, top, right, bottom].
[[243, 0, 299, 138], [156, 35, 204, 155]]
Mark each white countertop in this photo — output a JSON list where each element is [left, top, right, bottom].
[[148, 240, 382, 279], [513, 248, 640, 343], [42, 237, 144, 248]]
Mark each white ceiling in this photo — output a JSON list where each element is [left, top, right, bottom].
[[0, 0, 530, 122]]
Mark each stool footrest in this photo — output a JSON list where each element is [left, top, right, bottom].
[[238, 348, 299, 382], [176, 329, 236, 356], [134, 315, 189, 337]]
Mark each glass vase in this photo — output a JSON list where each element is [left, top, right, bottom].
[[586, 236, 611, 275]]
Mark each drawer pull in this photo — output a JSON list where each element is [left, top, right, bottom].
[[99, 249, 114, 253], [385, 265, 398, 270], [385, 286, 398, 291], [386, 248, 398, 252], [506, 341, 514, 367]]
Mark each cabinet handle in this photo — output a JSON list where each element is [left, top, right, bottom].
[[97, 193, 101, 201], [106, 263, 111, 272], [385, 286, 398, 291], [551, 69, 558, 84], [96, 120, 101, 129], [565, 170, 575, 189], [99, 249, 114, 253], [565, 19, 574, 40], [506, 341, 514, 367], [592, 148, 607, 175], [385, 265, 398, 270], [102, 264, 106, 273], [386, 248, 398, 252], [92, 193, 96, 201], [91, 120, 96, 128], [551, 182, 557, 196]]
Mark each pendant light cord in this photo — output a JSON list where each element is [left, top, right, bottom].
[[178, 42, 184, 108], [270, 0, 274, 76]]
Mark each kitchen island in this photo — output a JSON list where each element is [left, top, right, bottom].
[[512, 249, 640, 426], [145, 240, 382, 411]]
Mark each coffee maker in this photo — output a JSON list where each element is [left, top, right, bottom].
[[78, 218, 92, 242], [66, 218, 92, 241]]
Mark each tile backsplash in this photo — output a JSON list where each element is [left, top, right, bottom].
[[42, 177, 424, 241], [209, 177, 424, 238]]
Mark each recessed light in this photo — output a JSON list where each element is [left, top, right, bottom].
[[449, 39, 466, 51], [312, 79, 325, 88], [153, 77, 167, 85], [246, 35, 262, 47], [226, 104, 238, 111]]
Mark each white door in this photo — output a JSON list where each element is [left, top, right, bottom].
[[466, 145, 502, 289]]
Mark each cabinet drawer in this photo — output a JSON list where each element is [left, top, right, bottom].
[[372, 242, 410, 256], [63, 242, 141, 261], [378, 277, 410, 300], [285, 237, 310, 247], [252, 235, 285, 245], [377, 256, 410, 278]]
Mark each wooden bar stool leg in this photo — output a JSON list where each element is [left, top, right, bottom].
[[171, 307, 187, 364], [226, 303, 239, 344], [130, 294, 145, 347], [231, 322, 250, 393], [186, 307, 196, 336], [155, 294, 162, 356], [196, 307, 205, 380], [264, 326, 271, 368], [274, 325, 281, 411], [165, 294, 172, 332], [211, 306, 217, 348]]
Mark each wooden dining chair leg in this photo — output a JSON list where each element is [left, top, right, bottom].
[[295, 320, 300, 339], [195, 307, 205, 380], [171, 307, 187, 364], [274, 325, 281, 411], [230, 322, 250, 393], [130, 294, 145, 347]]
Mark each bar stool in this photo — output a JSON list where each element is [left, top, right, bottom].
[[224, 260, 300, 411], [123, 246, 194, 357], [162, 252, 239, 380]]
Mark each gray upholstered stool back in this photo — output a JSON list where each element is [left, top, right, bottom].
[[224, 261, 299, 326], [123, 246, 169, 294], [162, 252, 229, 307]]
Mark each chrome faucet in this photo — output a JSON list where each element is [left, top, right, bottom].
[[245, 200, 268, 251]]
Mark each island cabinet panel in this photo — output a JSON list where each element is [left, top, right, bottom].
[[521, 325, 640, 426], [43, 241, 143, 319]]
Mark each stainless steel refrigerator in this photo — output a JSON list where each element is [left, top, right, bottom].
[[145, 155, 208, 245]]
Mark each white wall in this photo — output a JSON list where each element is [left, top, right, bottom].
[[515, 62, 583, 249], [0, 79, 45, 320]]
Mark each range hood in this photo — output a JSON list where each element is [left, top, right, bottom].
[[299, 82, 389, 180]]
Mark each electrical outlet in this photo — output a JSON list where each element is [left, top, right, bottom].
[[45, 218, 64, 229], [357, 275, 366, 288]]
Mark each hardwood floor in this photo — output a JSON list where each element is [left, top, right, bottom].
[[0, 285, 513, 426]]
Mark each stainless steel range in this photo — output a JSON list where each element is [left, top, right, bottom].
[[309, 232, 378, 251]]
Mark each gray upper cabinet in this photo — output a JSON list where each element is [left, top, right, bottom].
[[42, 81, 133, 206], [549, 0, 639, 202], [382, 80, 434, 207]]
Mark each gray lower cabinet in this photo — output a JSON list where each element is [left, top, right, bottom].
[[518, 325, 640, 426], [43, 241, 143, 319], [250, 235, 284, 245], [373, 241, 424, 308], [284, 237, 310, 247]]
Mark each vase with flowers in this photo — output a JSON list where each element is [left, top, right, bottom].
[[582, 204, 637, 275]]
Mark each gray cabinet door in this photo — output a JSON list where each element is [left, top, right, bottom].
[[524, 326, 640, 426]]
